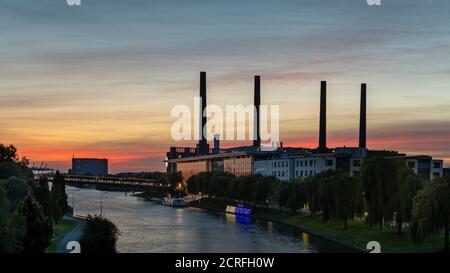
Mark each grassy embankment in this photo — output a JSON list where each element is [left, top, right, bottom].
[[46, 219, 77, 253], [189, 198, 444, 253]]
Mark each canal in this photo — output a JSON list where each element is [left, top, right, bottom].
[[68, 186, 352, 253]]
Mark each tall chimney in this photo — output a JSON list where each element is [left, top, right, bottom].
[[319, 81, 327, 152], [253, 76, 261, 147], [197, 71, 209, 155], [359, 83, 367, 149]]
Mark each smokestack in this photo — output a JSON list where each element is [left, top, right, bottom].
[[319, 81, 327, 152], [197, 71, 209, 155], [253, 76, 261, 147], [359, 83, 367, 149]]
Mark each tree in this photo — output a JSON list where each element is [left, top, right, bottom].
[[0, 176, 31, 211], [34, 177, 53, 221], [14, 193, 53, 253], [80, 215, 120, 253], [278, 182, 291, 209], [303, 176, 321, 213], [253, 175, 277, 205], [316, 171, 337, 222], [51, 171, 69, 223], [0, 144, 19, 163], [361, 158, 398, 230], [0, 187, 11, 252], [391, 165, 423, 234], [167, 171, 183, 191], [284, 181, 307, 212], [0, 144, 30, 167], [410, 176, 450, 252], [238, 176, 254, 204], [333, 173, 363, 229]]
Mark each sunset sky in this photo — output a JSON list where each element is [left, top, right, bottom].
[[1, 0, 450, 173]]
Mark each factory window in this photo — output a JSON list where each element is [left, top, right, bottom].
[[296, 161, 299, 167], [310, 170, 313, 176], [309, 160, 313, 166], [433, 172, 441, 177], [300, 171, 303, 176], [300, 160, 303, 167], [433, 162, 441, 169], [353, 160, 361, 167], [313, 160, 316, 166], [408, 161, 416, 169], [296, 171, 298, 177]]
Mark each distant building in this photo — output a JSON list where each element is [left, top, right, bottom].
[[71, 158, 108, 176], [387, 155, 444, 180]]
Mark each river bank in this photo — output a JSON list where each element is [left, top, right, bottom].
[[188, 198, 445, 253], [46, 214, 86, 253]]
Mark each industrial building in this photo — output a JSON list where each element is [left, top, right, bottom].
[[166, 72, 444, 182], [71, 158, 108, 176]]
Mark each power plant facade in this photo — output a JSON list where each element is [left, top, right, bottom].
[[166, 72, 444, 182], [71, 158, 108, 177]]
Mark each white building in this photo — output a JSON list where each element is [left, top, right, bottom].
[[254, 147, 366, 181]]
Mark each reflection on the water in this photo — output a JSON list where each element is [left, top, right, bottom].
[[235, 215, 251, 225], [303, 233, 310, 249], [68, 186, 353, 253]]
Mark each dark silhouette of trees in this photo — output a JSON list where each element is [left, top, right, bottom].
[[362, 158, 424, 233], [361, 158, 398, 230], [332, 173, 363, 229], [0, 187, 10, 252], [410, 176, 450, 252], [80, 215, 120, 253], [13, 193, 53, 253], [0, 144, 31, 180], [390, 165, 423, 234], [50, 171, 68, 223], [0, 176, 31, 212], [34, 177, 53, 221], [167, 171, 183, 190]]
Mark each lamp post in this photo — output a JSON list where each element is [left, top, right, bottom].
[[66, 189, 79, 215], [100, 191, 108, 217]]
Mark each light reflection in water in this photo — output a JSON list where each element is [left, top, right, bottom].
[[303, 233, 310, 249]]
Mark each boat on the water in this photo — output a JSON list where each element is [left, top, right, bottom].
[[162, 196, 186, 207]]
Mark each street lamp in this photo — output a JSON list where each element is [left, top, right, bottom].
[[100, 191, 109, 217], [66, 189, 79, 215]]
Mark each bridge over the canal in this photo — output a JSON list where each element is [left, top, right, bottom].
[[42, 174, 169, 191]]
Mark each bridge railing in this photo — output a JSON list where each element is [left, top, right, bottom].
[[46, 174, 170, 188]]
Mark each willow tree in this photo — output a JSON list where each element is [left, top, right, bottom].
[[391, 165, 423, 234], [410, 177, 450, 252], [334, 174, 363, 230], [361, 158, 397, 230]]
